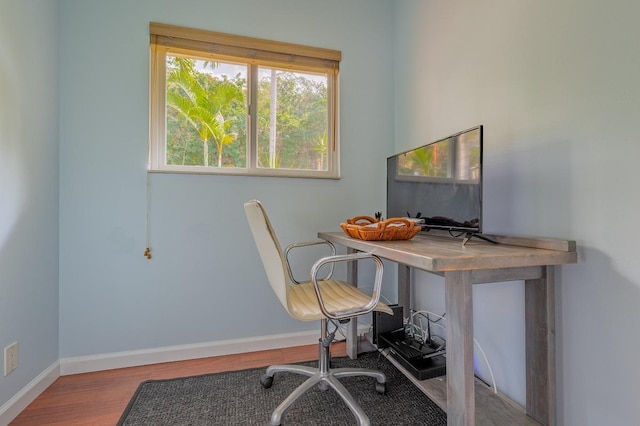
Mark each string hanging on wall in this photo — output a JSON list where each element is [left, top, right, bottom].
[[144, 171, 152, 259]]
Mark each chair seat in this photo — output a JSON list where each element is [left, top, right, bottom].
[[287, 279, 393, 321]]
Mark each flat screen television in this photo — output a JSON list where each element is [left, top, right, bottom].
[[387, 125, 483, 234]]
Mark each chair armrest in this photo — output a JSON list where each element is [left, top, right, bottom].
[[284, 240, 336, 284], [310, 252, 384, 321]]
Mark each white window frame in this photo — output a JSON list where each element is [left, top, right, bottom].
[[149, 23, 341, 179]]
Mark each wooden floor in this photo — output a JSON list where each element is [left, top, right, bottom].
[[10, 342, 346, 426]]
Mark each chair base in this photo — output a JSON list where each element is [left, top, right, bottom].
[[262, 335, 386, 426]]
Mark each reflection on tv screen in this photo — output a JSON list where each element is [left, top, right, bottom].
[[387, 126, 482, 233]]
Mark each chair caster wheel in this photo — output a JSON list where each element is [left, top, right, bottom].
[[375, 381, 387, 395], [261, 374, 274, 389]]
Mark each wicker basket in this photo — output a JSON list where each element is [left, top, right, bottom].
[[340, 216, 422, 241]]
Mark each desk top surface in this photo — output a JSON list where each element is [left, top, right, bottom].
[[318, 231, 577, 272]]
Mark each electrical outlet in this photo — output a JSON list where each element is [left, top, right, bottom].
[[4, 341, 18, 376]]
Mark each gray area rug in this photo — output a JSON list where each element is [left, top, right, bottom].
[[117, 351, 447, 425]]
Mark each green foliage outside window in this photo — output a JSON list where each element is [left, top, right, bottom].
[[165, 56, 329, 171]]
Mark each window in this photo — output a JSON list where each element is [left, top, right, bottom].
[[149, 23, 341, 178]]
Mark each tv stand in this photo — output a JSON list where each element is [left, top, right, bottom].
[[461, 232, 498, 246]]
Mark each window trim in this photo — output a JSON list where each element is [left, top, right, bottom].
[[148, 23, 341, 179]]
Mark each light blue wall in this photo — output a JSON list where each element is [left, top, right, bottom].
[[6, 2, 636, 424], [58, 0, 395, 357], [0, 0, 60, 409], [395, 0, 640, 424]]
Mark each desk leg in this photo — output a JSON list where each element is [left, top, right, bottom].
[[346, 248, 358, 359], [525, 265, 556, 425], [445, 270, 475, 426], [398, 265, 411, 320]]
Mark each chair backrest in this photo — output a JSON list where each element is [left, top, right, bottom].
[[244, 200, 290, 311]]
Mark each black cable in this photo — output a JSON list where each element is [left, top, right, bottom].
[[413, 310, 446, 323], [411, 310, 447, 348]]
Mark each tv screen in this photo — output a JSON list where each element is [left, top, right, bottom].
[[386, 125, 483, 234]]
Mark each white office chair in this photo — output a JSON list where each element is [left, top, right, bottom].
[[244, 200, 393, 426]]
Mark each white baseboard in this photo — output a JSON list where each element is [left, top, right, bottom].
[[0, 361, 60, 426], [59, 329, 326, 376]]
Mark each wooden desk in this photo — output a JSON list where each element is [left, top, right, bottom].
[[318, 231, 577, 426]]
